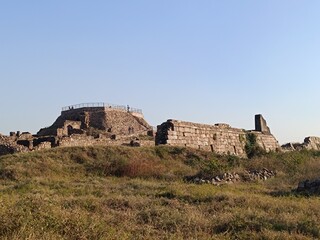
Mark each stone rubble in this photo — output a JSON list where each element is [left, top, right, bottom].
[[185, 168, 276, 185], [242, 168, 276, 181]]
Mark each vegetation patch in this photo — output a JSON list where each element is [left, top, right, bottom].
[[0, 146, 320, 239], [245, 132, 266, 158]]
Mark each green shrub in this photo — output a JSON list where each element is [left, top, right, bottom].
[[245, 133, 266, 158]]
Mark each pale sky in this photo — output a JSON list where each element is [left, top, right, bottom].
[[1, 1, 320, 144]]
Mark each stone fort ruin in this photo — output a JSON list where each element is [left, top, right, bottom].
[[2, 103, 320, 158], [37, 103, 152, 137], [0, 103, 154, 155]]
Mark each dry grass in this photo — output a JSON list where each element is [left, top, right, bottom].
[[0, 146, 320, 239]]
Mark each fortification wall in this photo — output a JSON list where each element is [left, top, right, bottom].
[[156, 120, 247, 157], [156, 119, 279, 158], [104, 108, 150, 135], [255, 132, 280, 152]]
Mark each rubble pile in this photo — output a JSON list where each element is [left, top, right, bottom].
[[186, 168, 276, 185], [242, 168, 277, 181]]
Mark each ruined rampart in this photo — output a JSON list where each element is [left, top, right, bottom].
[[0, 135, 29, 155], [282, 136, 320, 151], [38, 104, 151, 137], [156, 115, 280, 158], [0, 103, 284, 159]]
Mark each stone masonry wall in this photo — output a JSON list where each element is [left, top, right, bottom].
[[0, 135, 29, 155], [156, 119, 279, 158], [255, 132, 280, 152], [104, 108, 150, 135]]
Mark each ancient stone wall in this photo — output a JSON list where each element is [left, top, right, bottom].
[[104, 108, 150, 135], [58, 135, 97, 147], [156, 118, 279, 158], [56, 120, 83, 137], [34, 142, 52, 151], [255, 132, 280, 152], [33, 136, 58, 148], [0, 135, 29, 156]]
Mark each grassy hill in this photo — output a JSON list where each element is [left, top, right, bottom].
[[0, 146, 320, 239]]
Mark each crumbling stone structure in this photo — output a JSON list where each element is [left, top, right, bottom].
[[282, 136, 320, 151], [0, 134, 29, 155], [38, 103, 151, 137], [304, 137, 320, 150], [156, 114, 280, 158], [0, 103, 154, 156], [255, 114, 271, 134]]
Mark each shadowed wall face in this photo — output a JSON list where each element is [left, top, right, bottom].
[[255, 114, 271, 134]]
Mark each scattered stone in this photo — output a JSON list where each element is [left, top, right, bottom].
[[185, 168, 276, 185]]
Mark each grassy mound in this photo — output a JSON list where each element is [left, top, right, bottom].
[[1, 146, 320, 239]]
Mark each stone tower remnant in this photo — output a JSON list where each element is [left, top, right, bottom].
[[255, 114, 271, 134]]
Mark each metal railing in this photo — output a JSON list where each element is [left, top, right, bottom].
[[61, 102, 143, 114]]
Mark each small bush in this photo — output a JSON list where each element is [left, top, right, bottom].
[[245, 133, 266, 158]]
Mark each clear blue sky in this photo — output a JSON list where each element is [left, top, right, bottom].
[[1, 1, 320, 144]]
